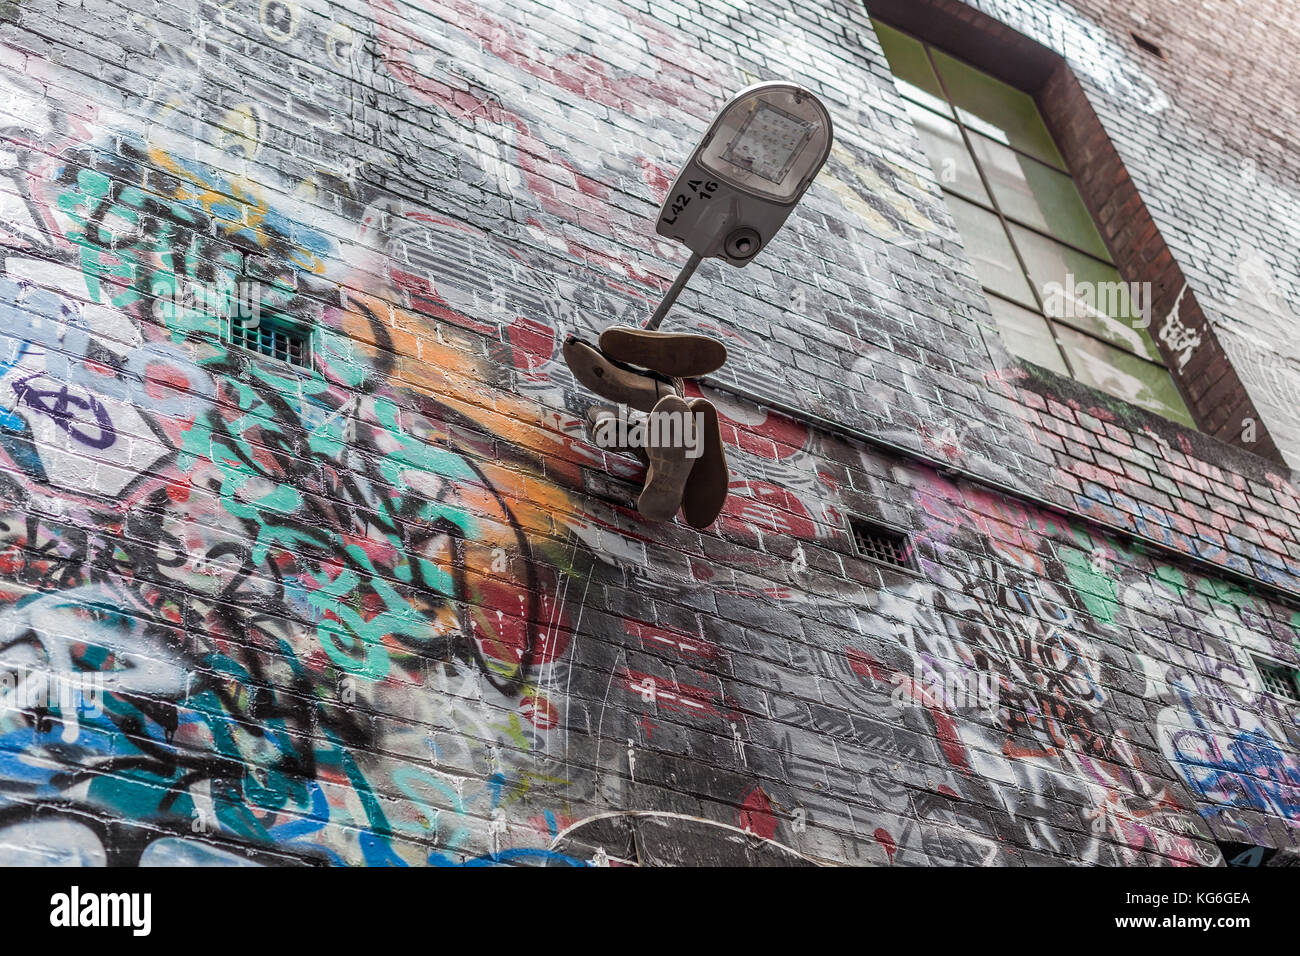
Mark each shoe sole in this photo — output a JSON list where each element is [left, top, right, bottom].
[[638, 395, 696, 521], [681, 398, 728, 528], [599, 327, 728, 378]]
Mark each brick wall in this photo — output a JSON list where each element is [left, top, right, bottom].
[[0, 0, 1297, 866]]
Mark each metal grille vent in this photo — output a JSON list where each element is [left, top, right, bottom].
[[849, 516, 914, 571], [1252, 656, 1300, 702], [225, 318, 311, 368]]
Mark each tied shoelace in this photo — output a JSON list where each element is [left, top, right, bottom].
[[564, 335, 681, 389]]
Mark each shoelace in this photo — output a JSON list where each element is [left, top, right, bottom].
[[564, 334, 680, 389]]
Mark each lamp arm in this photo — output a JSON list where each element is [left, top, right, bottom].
[[645, 252, 703, 331]]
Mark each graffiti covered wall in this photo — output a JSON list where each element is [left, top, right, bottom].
[[0, 0, 1297, 865]]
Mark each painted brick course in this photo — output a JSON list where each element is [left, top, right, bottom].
[[0, 0, 1297, 866]]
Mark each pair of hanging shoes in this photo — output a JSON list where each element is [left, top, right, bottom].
[[564, 329, 730, 528]]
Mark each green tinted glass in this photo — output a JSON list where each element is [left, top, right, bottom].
[[1055, 325, 1195, 426], [968, 134, 1110, 259], [872, 22, 1197, 430], [872, 20, 953, 116], [930, 50, 1066, 167], [986, 296, 1069, 374], [1010, 225, 1159, 361], [905, 102, 989, 205], [946, 195, 1037, 307]]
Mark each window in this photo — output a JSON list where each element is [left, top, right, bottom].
[[872, 19, 1195, 428], [1252, 655, 1300, 702]]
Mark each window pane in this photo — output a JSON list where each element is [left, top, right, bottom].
[[986, 296, 1069, 375], [1010, 225, 1160, 361], [946, 194, 1037, 308], [905, 102, 989, 205], [968, 133, 1110, 260], [1055, 325, 1195, 426], [872, 20, 953, 116], [930, 50, 1065, 168]]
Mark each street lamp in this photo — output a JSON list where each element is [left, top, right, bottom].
[[646, 81, 834, 329]]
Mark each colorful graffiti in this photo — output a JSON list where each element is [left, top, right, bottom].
[[0, 21, 614, 863]]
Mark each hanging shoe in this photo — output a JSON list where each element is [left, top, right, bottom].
[[563, 336, 682, 413], [598, 326, 728, 378], [586, 406, 648, 465], [681, 398, 728, 529], [584, 406, 617, 443], [638, 394, 695, 521]]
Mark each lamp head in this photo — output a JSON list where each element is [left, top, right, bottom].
[[656, 82, 834, 267]]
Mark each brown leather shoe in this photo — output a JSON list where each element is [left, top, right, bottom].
[[638, 394, 695, 521], [599, 326, 728, 378], [681, 398, 728, 528], [563, 336, 681, 413]]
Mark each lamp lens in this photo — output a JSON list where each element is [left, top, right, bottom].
[[721, 102, 816, 185], [696, 84, 832, 202]]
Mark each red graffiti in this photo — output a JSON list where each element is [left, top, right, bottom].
[[846, 646, 971, 772], [623, 618, 723, 662], [874, 827, 897, 863], [737, 786, 779, 839], [718, 480, 818, 540], [521, 694, 558, 730], [618, 667, 733, 722]]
